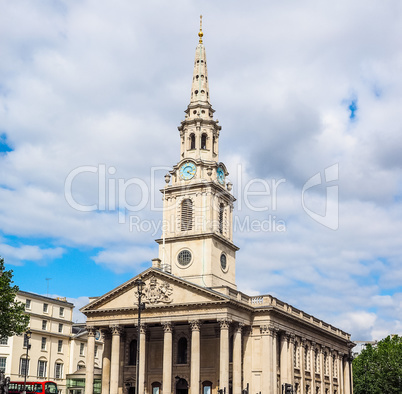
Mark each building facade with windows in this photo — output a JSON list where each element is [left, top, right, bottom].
[[81, 25, 354, 394], [0, 292, 103, 394]]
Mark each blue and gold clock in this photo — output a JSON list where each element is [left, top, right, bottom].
[[216, 166, 225, 185], [179, 162, 196, 180]]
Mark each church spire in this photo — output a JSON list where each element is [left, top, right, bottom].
[[189, 15, 210, 107]]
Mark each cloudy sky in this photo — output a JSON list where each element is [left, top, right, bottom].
[[1, 0, 402, 340]]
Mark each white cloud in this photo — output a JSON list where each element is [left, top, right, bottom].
[[0, 0, 402, 341]]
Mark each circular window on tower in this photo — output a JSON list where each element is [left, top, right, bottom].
[[177, 249, 193, 267], [220, 253, 228, 272]]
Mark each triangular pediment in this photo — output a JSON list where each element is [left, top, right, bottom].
[[81, 268, 230, 314]]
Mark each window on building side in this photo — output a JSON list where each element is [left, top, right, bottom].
[[0, 337, 8, 345], [42, 320, 47, 330], [151, 382, 161, 394], [58, 340, 63, 353], [59, 307, 64, 317], [43, 303, 48, 313], [129, 339, 137, 365], [0, 357, 6, 372], [177, 337, 187, 364], [25, 299, 31, 309], [19, 358, 29, 376], [181, 199, 193, 231], [77, 362, 85, 370], [190, 133, 196, 150], [80, 343, 84, 356], [54, 362, 63, 379], [58, 324, 63, 333], [41, 337, 46, 350], [202, 381, 212, 394], [201, 133, 207, 150], [37, 360, 47, 378]]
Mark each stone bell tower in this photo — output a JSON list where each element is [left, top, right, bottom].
[[156, 17, 239, 290]]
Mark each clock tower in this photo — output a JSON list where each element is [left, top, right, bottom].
[[156, 18, 239, 290]]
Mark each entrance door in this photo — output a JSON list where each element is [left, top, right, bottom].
[[176, 378, 188, 394]]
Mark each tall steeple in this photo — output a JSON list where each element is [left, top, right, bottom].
[[189, 16, 210, 108], [156, 19, 238, 291]]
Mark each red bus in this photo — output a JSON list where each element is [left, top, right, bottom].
[[8, 381, 58, 394]]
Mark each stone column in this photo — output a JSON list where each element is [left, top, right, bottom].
[[344, 355, 351, 394], [110, 326, 122, 394], [233, 323, 243, 394], [289, 335, 295, 385], [242, 327, 252, 394], [320, 347, 325, 394], [260, 326, 271, 394], [272, 329, 278, 394], [101, 329, 112, 394], [299, 339, 306, 394], [280, 333, 289, 387], [85, 327, 96, 394], [138, 324, 147, 394], [329, 350, 334, 394], [310, 343, 316, 394], [219, 319, 231, 393], [162, 322, 173, 394], [338, 354, 344, 394], [190, 320, 201, 394]]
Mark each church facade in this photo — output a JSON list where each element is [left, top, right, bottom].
[[81, 24, 354, 394]]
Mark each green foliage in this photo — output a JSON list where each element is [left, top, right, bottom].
[[0, 257, 30, 338], [353, 335, 402, 394]]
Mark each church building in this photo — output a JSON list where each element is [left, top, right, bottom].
[[81, 21, 354, 394]]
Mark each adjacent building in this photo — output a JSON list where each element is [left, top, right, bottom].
[[81, 24, 354, 394], [0, 291, 103, 394]]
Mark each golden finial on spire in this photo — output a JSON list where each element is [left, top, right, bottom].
[[198, 15, 203, 43]]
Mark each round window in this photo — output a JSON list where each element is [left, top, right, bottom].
[[177, 250, 192, 266], [220, 253, 227, 271]]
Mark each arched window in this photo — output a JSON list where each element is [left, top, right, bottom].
[[151, 382, 161, 394], [19, 356, 29, 376], [181, 199, 193, 231], [54, 360, 64, 379], [190, 133, 195, 150], [202, 381, 213, 394], [129, 339, 137, 365], [37, 358, 47, 378], [77, 361, 85, 370], [201, 133, 207, 150], [219, 203, 224, 234], [177, 337, 187, 364]]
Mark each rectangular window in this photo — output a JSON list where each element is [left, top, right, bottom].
[[0, 357, 6, 372], [25, 299, 31, 309], [58, 340, 63, 353], [0, 337, 8, 345], [59, 307, 64, 317], [42, 320, 47, 330], [37, 360, 47, 378], [20, 358, 29, 376], [58, 324, 63, 333], [94, 345, 98, 357], [79, 343, 84, 356], [54, 363, 63, 379], [41, 337, 46, 350], [43, 303, 48, 313]]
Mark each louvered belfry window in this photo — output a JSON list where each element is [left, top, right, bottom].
[[219, 203, 224, 234], [181, 199, 193, 231]]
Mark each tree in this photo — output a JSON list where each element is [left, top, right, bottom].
[[353, 335, 402, 394], [0, 257, 30, 339]]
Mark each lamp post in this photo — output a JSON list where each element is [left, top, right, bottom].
[[23, 329, 32, 394], [134, 278, 146, 394]]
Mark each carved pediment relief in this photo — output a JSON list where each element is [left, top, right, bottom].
[[135, 275, 173, 304]]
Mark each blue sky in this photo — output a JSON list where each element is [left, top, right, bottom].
[[1, 0, 402, 337]]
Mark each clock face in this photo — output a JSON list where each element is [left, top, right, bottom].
[[180, 162, 196, 180], [217, 166, 225, 185]]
